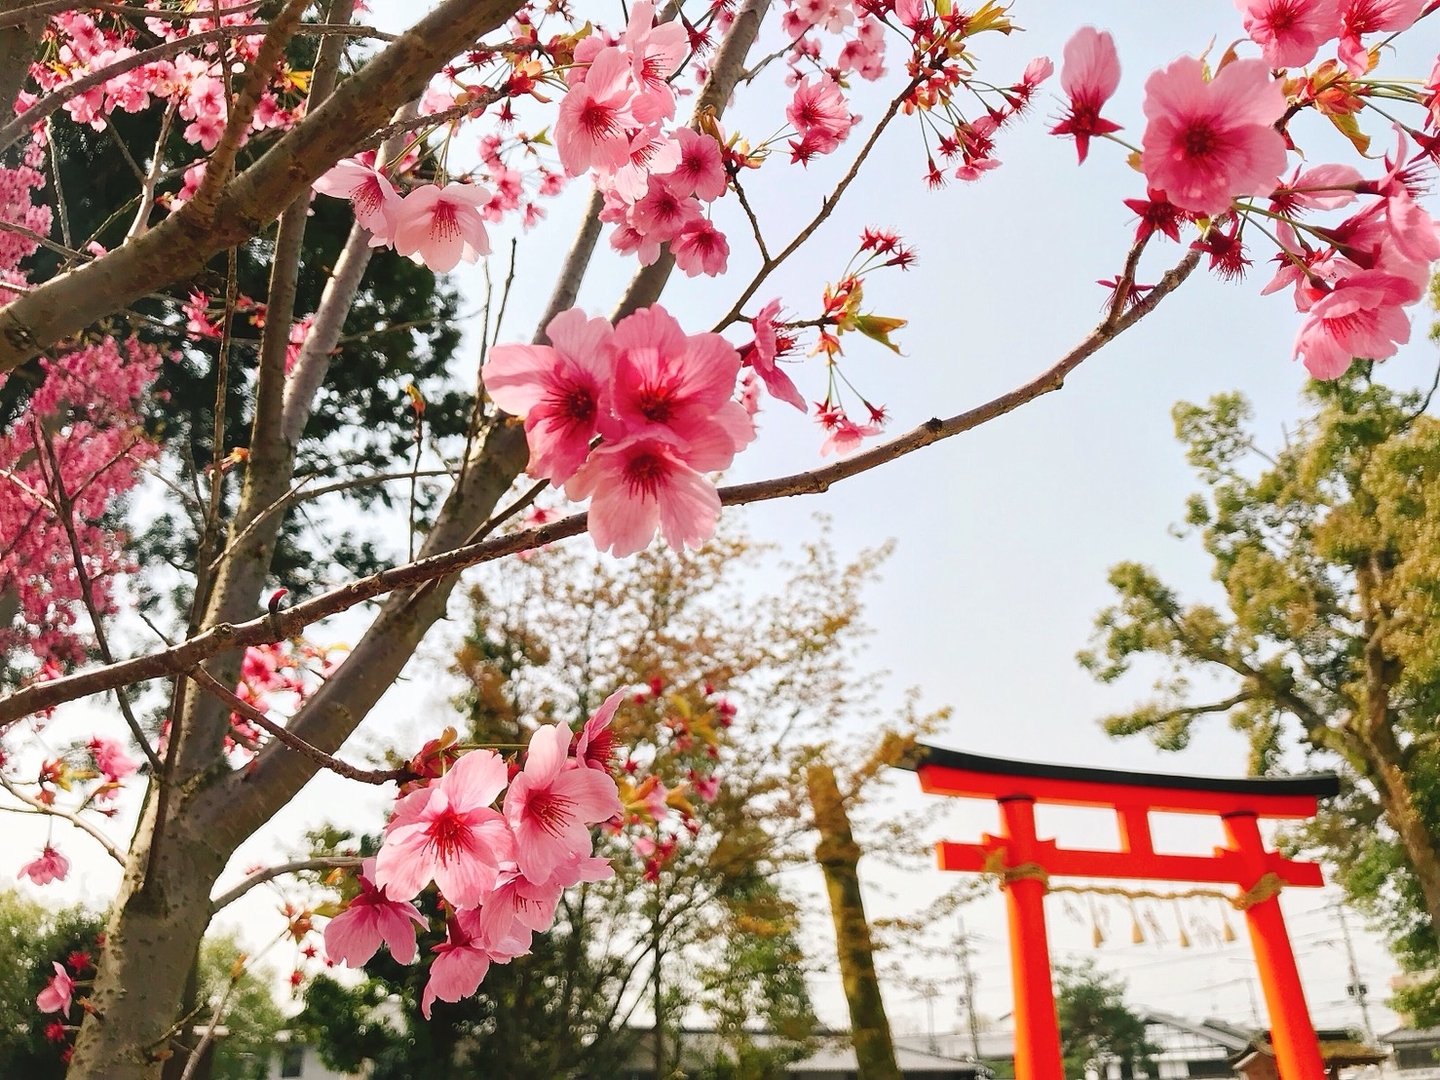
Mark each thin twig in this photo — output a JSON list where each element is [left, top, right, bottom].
[[126, 101, 175, 242], [209, 855, 364, 913], [35, 431, 166, 774], [0, 0, 264, 29], [185, 665, 412, 786], [0, 772, 125, 863]]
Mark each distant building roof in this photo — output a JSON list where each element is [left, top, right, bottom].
[[790, 1038, 992, 1077], [1382, 1027, 1440, 1045]]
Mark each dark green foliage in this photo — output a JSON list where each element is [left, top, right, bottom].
[[1055, 961, 1157, 1080], [0, 890, 104, 1079]]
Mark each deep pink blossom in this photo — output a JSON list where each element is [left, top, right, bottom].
[[373, 749, 517, 908], [18, 847, 69, 886], [1050, 27, 1122, 163], [619, 1, 688, 123], [1140, 56, 1288, 216], [672, 220, 730, 277], [668, 128, 727, 202], [566, 436, 722, 557], [600, 305, 752, 466], [36, 963, 74, 1017], [1292, 270, 1421, 378], [1235, 0, 1342, 68], [745, 299, 806, 412], [421, 922, 495, 1019], [324, 858, 429, 967], [392, 183, 492, 273], [474, 856, 612, 956], [1337, 0, 1425, 74], [503, 722, 622, 884], [481, 308, 616, 485], [787, 75, 855, 152]]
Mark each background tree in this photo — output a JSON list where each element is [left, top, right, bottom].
[[1079, 347, 1440, 1019], [1054, 960, 1156, 1080]]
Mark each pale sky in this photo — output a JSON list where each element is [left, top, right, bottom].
[[6, 0, 1438, 1053]]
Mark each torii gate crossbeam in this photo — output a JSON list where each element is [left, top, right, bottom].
[[898, 744, 1341, 1080]]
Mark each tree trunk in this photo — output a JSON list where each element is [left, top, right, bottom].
[[807, 763, 901, 1080], [68, 793, 231, 1080]]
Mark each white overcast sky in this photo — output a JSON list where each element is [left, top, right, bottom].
[[7, 0, 1438, 1048]]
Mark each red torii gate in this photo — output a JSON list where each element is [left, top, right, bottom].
[[899, 744, 1340, 1080]]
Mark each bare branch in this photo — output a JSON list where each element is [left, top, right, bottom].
[[0, 240, 1203, 725], [209, 855, 363, 913], [184, 664, 412, 786], [0, 772, 125, 864]]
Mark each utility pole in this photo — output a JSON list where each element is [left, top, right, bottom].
[[957, 916, 982, 1061], [1333, 901, 1375, 1040]]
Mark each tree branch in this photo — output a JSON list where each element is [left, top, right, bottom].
[[0, 0, 525, 372], [0, 240, 1202, 725], [209, 855, 363, 913], [0, 771, 125, 864]]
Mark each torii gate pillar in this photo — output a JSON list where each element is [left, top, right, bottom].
[[898, 744, 1340, 1080]]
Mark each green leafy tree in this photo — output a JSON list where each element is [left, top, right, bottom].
[[196, 935, 288, 1080], [1055, 961, 1156, 1080], [1079, 360, 1440, 1018], [0, 890, 104, 1080]]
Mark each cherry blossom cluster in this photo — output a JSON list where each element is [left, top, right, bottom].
[[482, 304, 759, 557], [322, 694, 625, 1017], [227, 640, 345, 759], [0, 335, 163, 674], [1050, 2, 1440, 380]]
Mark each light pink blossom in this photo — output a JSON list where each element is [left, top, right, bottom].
[[312, 160, 402, 243], [89, 736, 138, 782], [745, 298, 806, 412], [575, 689, 625, 772], [18, 846, 69, 886], [503, 722, 622, 884], [786, 75, 855, 153], [1235, 0, 1342, 68], [566, 436, 722, 557], [36, 963, 74, 1017], [324, 858, 429, 967], [481, 308, 616, 485], [421, 923, 495, 1019], [672, 220, 730, 277], [667, 128, 727, 202], [1140, 56, 1288, 216], [373, 749, 517, 908], [392, 182, 493, 273], [555, 47, 638, 176], [1292, 270, 1420, 379]]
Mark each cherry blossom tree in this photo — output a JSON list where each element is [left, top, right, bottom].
[[0, 0, 1435, 1076]]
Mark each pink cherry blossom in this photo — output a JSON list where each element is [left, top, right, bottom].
[[672, 219, 730, 277], [619, 1, 688, 123], [18, 846, 69, 886], [787, 76, 855, 153], [421, 923, 495, 1019], [373, 749, 517, 908], [555, 47, 639, 176], [392, 182, 493, 273], [481, 308, 616, 485], [36, 963, 74, 1017], [1140, 56, 1288, 216], [1050, 26, 1122, 163], [667, 129, 727, 202], [503, 722, 622, 884], [1337, 0, 1424, 75], [89, 736, 138, 782], [323, 858, 429, 967], [475, 856, 613, 956], [838, 16, 887, 81], [600, 305, 753, 466], [1292, 270, 1420, 379], [575, 689, 625, 771], [566, 436, 723, 557], [1235, 0, 1342, 68], [745, 298, 806, 412]]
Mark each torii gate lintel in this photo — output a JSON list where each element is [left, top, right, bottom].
[[899, 745, 1341, 1080]]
